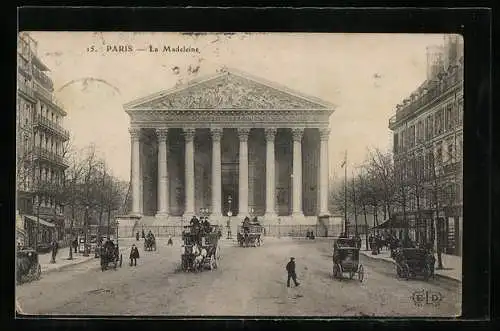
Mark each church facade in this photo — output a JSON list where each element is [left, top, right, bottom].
[[124, 69, 335, 225]]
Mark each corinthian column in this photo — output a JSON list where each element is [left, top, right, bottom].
[[183, 128, 196, 218], [156, 128, 169, 218], [211, 128, 223, 219], [264, 128, 277, 220], [319, 128, 331, 216], [238, 128, 250, 216], [292, 128, 304, 217], [129, 128, 141, 216]]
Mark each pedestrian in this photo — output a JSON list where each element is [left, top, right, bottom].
[[129, 244, 140, 266], [50, 239, 59, 263], [73, 237, 78, 253], [136, 231, 140, 241], [142, 228, 145, 239], [167, 236, 173, 246], [285, 257, 300, 288]]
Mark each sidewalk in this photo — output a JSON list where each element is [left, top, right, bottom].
[[39, 238, 137, 274], [359, 248, 462, 282]]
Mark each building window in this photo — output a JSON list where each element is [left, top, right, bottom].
[[436, 143, 443, 164], [457, 99, 463, 126], [447, 141, 454, 163]]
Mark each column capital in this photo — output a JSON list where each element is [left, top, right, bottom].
[[129, 128, 141, 140], [291, 128, 304, 142], [237, 128, 251, 142], [264, 128, 277, 141], [319, 128, 331, 141], [155, 128, 169, 142], [210, 128, 223, 142], [183, 128, 196, 142]]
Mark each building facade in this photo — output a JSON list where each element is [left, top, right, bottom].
[[16, 33, 70, 247], [125, 70, 335, 230], [389, 35, 463, 256]]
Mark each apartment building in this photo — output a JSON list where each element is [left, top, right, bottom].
[[17, 32, 70, 248], [388, 35, 463, 256]]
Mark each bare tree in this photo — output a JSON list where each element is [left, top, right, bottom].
[[393, 153, 412, 242], [366, 148, 395, 226]]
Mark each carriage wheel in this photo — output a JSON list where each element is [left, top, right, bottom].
[[332, 263, 340, 279], [119, 254, 123, 268], [210, 255, 217, 270], [403, 263, 410, 280], [35, 264, 41, 280], [358, 265, 364, 282], [396, 264, 404, 278], [423, 265, 431, 281]]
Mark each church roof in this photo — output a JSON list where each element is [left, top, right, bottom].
[[124, 68, 335, 113]]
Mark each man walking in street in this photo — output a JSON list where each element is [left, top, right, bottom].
[[129, 244, 140, 266], [50, 239, 59, 263], [286, 257, 300, 288]]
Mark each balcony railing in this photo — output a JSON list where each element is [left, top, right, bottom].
[[442, 161, 461, 175], [33, 146, 69, 168], [17, 80, 34, 99], [33, 114, 70, 140], [33, 68, 54, 91], [33, 82, 66, 111], [389, 62, 463, 129]]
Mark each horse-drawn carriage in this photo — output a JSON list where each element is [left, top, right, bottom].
[[144, 235, 157, 251], [16, 249, 41, 284], [100, 240, 122, 271], [393, 247, 435, 281], [332, 238, 364, 282], [181, 225, 220, 272], [237, 219, 264, 247]]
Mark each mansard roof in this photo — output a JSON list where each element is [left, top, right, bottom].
[[124, 69, 335, 113]]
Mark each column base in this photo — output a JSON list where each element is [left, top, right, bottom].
[[128, 212, 143, 218], [182, 212, 195, 220], [319, 210, 331, 217], [155, 212, 169, 221], [264, 212, 278, 223], [292, 212, 305, 219]]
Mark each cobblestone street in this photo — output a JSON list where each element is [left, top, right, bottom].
[[16, 238, 461, 317]]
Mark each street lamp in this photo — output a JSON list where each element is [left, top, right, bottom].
[[227, 195, 232, 239]]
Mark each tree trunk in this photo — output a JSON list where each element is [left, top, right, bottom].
[[107, 206, 112, 238], [69, 203, 75, 260], [363, 204, 368, 250]]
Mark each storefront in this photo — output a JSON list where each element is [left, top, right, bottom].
[[23, 214, 56, 248]]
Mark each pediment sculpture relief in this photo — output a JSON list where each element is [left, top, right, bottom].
[[138, 74, 326, 110]]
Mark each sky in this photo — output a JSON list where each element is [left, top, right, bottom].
[[27, 32, 447, 182]]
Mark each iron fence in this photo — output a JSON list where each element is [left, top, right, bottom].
[[117, 224, 365, 238]]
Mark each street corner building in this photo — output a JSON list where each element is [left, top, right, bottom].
[[16, 32, 71, 248], [122, 69, 336, 233], [388, 35, 463, 256]]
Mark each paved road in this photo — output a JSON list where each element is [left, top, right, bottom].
[[16, 238, 461, 317]]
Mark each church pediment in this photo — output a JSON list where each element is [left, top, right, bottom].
[[125, 70, 333, 111]]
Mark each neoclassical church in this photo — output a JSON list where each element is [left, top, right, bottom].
[[124, 69, 335, 226]]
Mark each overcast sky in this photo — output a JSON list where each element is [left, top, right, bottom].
[[28, 32, 447, 182]]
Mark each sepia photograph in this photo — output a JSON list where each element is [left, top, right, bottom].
[[15, 32, 463, 317]]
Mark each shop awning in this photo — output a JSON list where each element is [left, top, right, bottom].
[[372, 218, 406, 230], [24, 215, 55, 228]]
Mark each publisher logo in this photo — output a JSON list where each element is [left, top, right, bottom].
[[411, 289, 443, 307]]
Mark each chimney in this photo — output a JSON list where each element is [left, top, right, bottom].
[[426, 45, 444, 80], [443, 34, 463, 69]]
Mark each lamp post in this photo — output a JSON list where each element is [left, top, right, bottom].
[[227, 195, 232, 239], [83, 205, 89, 257]]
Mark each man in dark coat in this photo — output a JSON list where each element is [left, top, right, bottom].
[[285, 257, 300, 287], [130, 244, 140, 266], [50, 239, 59, 263], [141, 228, 145, 239]]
